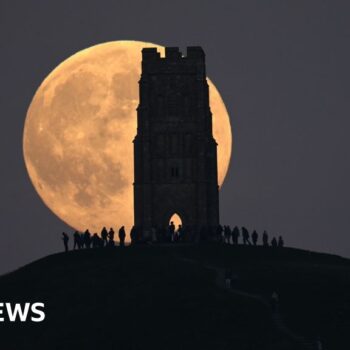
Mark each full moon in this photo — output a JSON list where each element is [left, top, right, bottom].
[[23, 41, 232, 234]]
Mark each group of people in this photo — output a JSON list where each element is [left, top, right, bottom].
[[219, 225, 284, 248], [129, 221, 185, 244], [61, 226, 126, 252], [61, 223, 285, 251]]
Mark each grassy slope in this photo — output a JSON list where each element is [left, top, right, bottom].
[[0, 244, 349, 350]]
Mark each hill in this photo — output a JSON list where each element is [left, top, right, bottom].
[[0, 244, 349, 350]]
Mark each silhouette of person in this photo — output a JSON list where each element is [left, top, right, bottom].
[[73, 231, 81, 250], [232, 226, 240, 244], [229, 227, 234, 244], [271, 237, 278, 248], [92, 233, 100, 248], [62, 232, 69, 252], [224, 225, 231, 244], [130, 226, 136, 245], [101, 227, 108, 247], [216, 224, 223, 242], [118, 226, 126, 247], [242, 227, 251, 245], [84, 230, 91, 248], [173, 228, 179, 242], [262, 231, 269, 247], [252, 230, 258, 246], [168, 221, 175, 242], [108, 227, 115, 246], [278, 236, 284, 248], [177, 224, 184, 241]]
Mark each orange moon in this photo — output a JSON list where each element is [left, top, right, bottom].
[[23, 41, 232, 234]]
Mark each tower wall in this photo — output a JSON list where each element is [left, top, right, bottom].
[[133, 46, 219, 235]]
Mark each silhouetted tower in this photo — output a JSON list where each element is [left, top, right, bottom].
[[134, 46, 219, 235]]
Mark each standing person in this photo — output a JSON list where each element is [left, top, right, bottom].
[[62, 232, 69, 252], [80, 232, 85, 248], [92, 233, 100, 248], [173, 228, 179, 242], [84, 230, 91, 248], [216, 224, 223, 242], [168, 221, 175, 242], [278, 236, 284, 248], [229, 227, 234, 244], [224, 226, 231, 244], [262, 231, 269, 247], [73, 231, 81, 250], [108, 227, 115, 246], [252, 230, 258, 246], [118, 226, 126, 247], [242, 227, 251, 245], [271, 237, 278, 248], [232, 226, 240, 244], [101, 227, 108, 247], [130, 226, 136, 245]]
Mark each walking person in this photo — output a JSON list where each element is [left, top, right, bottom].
[[242, 227, 251, 245]]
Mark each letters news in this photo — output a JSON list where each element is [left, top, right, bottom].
[[0, 303, 45, 322]]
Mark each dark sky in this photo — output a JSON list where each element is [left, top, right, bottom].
[[0, 0, 349, 274]]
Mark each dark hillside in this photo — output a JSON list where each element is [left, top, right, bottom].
[[0, 244, 349, 350]]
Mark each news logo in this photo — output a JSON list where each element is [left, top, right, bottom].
[[0, 303, 45, 322]]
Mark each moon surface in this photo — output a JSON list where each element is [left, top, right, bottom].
[[23, 41, 232, 234]]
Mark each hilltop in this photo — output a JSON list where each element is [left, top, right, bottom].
[[0, 244, 349, 350]]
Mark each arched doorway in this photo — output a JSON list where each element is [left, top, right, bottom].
[[169, 213, 182, 229]]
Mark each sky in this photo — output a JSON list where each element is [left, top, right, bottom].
[[0, 0, 349, 274]]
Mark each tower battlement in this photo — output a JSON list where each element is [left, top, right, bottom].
[[142, 46, 206, 77], [142, 46, 205, 61]]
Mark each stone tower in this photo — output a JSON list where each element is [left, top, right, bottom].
[[133, 46, 219, 237]]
